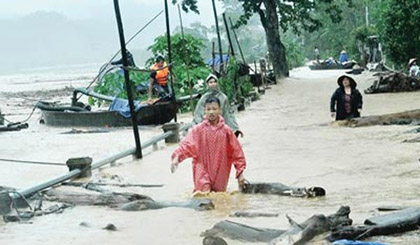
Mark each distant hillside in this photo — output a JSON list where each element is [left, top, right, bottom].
[[0, 11, 154, 74]]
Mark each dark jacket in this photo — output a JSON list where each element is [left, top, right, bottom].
[[330, 87, 363, 120]]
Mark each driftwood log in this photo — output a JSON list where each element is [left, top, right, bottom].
[[43, 188, 214, 211], [272, 206, 352, 245], [202, 206, 352, 244], [62, 181, 164, 188], [327, 207, 420, 242], [3, 203, 72, 222], [242, 182, 326, 197], [365, 72, 420, 94], [402, 136, 420, 143], [335, 109, 420, 127], [201, 220, 285, 243], [229, 211, 279, 218]]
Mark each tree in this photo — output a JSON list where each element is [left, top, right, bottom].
[[219, 0, 267, 64], [300, 0, 384, 64], [93, 33, 210, 110], [381, 0, 420, 67], [174, 0, 352, 79]]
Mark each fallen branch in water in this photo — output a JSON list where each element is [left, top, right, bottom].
[[62, 181, 164, 188], [43, 188, 214, 211], [332, 109, 420, 127], [202, 206, 352, 244]]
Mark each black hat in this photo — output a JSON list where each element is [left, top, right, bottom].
[[337, 75, 357, 88], [408, 58, 417, 67]]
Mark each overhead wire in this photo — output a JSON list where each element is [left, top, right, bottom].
[[0, 158, 66, 166], [81, 9, 164, 98]]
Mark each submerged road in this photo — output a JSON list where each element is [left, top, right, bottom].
[[1, 67, 420, 244]]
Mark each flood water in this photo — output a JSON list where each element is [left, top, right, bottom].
[[1, 66, 420, 244]]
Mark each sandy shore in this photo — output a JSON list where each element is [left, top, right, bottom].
[[1, 67, 420, 244]]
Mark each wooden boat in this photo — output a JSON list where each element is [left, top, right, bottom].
[[35, 88, 186, 127], [37, 101, 176, 127]]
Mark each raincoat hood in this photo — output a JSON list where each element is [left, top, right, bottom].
[[206, 74, 219, 92], [203, 115, 225, 129], [206, 74, 218, 83]]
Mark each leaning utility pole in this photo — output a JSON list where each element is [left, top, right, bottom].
[[211, 0, 224, 75], [229, 17, 246, 64], [222, 13, 235, 57], [164, 0, 177, 122], [112, 0, 142, 158]]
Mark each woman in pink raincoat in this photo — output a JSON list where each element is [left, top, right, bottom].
[[171, 96, 247, 192]]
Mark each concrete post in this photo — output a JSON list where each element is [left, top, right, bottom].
[[66, 157, 92, 178], [0, 108, 4, 126], [0, 191, 12, 215], [162, 122, 180, 143]]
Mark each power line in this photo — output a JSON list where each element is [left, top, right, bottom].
[[0, 158, 66, 166]]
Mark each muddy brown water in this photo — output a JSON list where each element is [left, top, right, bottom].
[[1, 67, 420, 244]]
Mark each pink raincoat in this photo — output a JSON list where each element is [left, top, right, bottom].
[[172, 116, 246, 192]]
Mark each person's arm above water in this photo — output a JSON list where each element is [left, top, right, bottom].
[[330, 90, 338, 119], [170, 129, 197, 173], [355, 89, 363, 113], [148, 72, 157, 104], [228, 130, 246, 180]]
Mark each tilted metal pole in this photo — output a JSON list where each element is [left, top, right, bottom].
[[212, 0, 224, 75], [229, 17, 246, 64], [222, 13, 235, 57], [15, 123, 193, 198], [164, 0, 178, 122], [113, 0, 142, 158]]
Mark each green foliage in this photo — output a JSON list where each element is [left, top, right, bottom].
[[234, 0, 353, 34], [297, 0, 386, 63], [218, 59, 236, 101], [175, 0, 353, 77], [283, 34, 305, 69], [352, 25, 378, 44], [172, 0, 199, 14], [381, 0, 420, 66], [148, 33, 207, 69], [218, 57, 253, 103], [91, 70, 149, 106], [148, 33, 211, 108], [92, 33, 211, 112]]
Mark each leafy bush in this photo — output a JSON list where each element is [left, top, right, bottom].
[[381, 1, 420, 67], [91, 33, 211, 111], [219, 57, 253, 104]]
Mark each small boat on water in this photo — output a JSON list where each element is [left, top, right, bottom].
[[36, 87, 197, 127]]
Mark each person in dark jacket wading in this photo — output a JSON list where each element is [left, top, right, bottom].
[[330, 75, 363, 120]]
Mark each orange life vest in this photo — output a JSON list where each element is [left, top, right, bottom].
[[150, 62, 169, 86]]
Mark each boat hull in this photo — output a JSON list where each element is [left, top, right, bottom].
[[39, 102, 176, 127]]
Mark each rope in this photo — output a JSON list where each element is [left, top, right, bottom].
[[3, 103, 38, 126], [0, 158, 66, 166]]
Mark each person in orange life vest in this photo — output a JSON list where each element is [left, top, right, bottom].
[[148, 54, 172, 104], [171, 96, 247, 193]]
